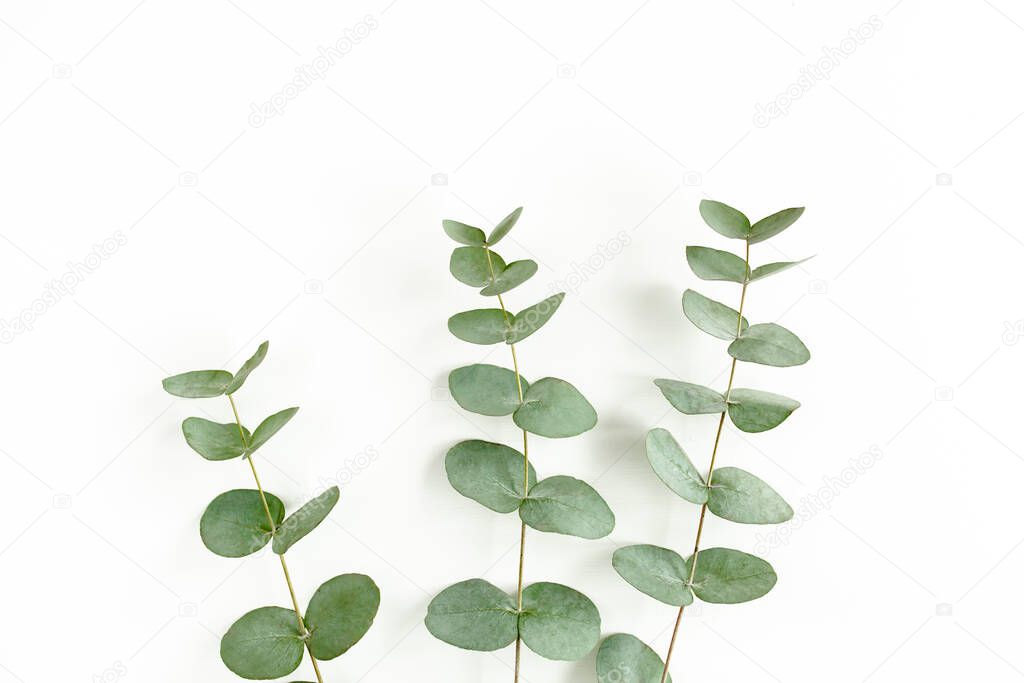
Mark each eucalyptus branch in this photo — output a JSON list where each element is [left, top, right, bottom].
[[597, 200, 811, 683], [425, 208, 616, 681], [162, 341, 380, 681]]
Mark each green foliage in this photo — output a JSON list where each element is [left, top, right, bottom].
[[612, 545, 693, 606], [182, 418, 249, 461], [654, 379, 726, 416], [513, 377, 597, 438], [682, 289, 748, 340], [707, 467, 793, 524], [445, 440, 537, 513], [305, 574, 380, 660], [450, 246, 505, 287], [686, 548, 777, 603], [597, 634, 671, 683], [425, 579, 518, 651], [727, 388, 800, 433], [480, 259, 538, 296], [519, 582, 600, 660], [248, 407, 299, 454], [519, 475, 615, 539], [273, 486, 340, 554], [449, 363, 526, 416], [727, 323, 810, 367], [685, 246, 748, 283], [162, 369, 232, 398], [645, 428, 708, 504], [201, 489, 284, 557], [220, 607, 304, 679]]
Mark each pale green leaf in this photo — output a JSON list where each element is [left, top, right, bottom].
[[226, 341, 268, 394], [487, 206, 522, 246], [273, 486, 340, 554], [450, 247, 506, 287], [162, 370, 233, 398], [682, 289, 748, 340], [182, 418, 250, 461], [480, 260, 538, 296], [612, 544, 693, 607], [707, 467, 793, 524], [425, 579, 517, 651], [443, 219, 486, 246], [749, 257, 812, 282], [305, 573, 380, 660], [447, 309, 511, 345], [597, 633, 672, 683], [248, 407, 299, 454], [519, 475, 614, 539], [445, 440, 537, 513], [645, 428, 707, 504], [220, 606, 303, 679], [749, 207, 804, 244], [519, 582, 600, 661], [654, 378, 726, 416], [727, 388, 800, 433], [685, 246, 748, 283], [200, 489, 284, 558], [449, 364, 527, 416], [687, 547, 777, 604], [728, 323, 809, 367], [508, 293, 564, 344], [514, 377, 596, 438], [699, 200, 750, 239]]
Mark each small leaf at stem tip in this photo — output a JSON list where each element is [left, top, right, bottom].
[[513, 377, 597, 438], [450, 246, 506, 287], [749, 256, 813, 282], [448, 364, 528, 416], [508, 293, 564, 344], [445, 439, 537, 513], [519, 582, 600, 661], [685, 245, 749, 283], [748, 207, 805, 244], [612, 544, 694, 607], [686, 547, 777, 604], [273, 486, 340, 554], [425, 579, 518, 652], [480, 259, 538, 296], [707, 467, 793, 524], [597, 633, 673, 683], [442, 219, 486, 246], [247, 407, 299, 454], [682, 290, 748, 340], [182, 417, 250, 461], [727, 388, 800, 433], [201, 489, 285, 557], [486, 206, 523, 246], [220, 606, 304, 679], [305, 573, 380, 660], [447, 309, 511, 345], [699, 199, 750, 239], [645, 428, 708, 504], [727, 322, 809, 367], [654, 378, 726, 416], [519, 475, 614, 539], [162, 369, 233, 398], [226, 341, 269, 394]]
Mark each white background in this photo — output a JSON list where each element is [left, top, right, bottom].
[[1, 1, 1022, 681]]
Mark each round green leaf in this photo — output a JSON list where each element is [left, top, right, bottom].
[[447, 309, 511, 345], [519, 475, 614, 539], [687, 547, 776, 604], [645, 428, 707, 504], [182, 418, 250, 461], [682, 290, 748, 341], [685, 246, 748, 283], [519, 582, 600, 661], [226, 341, 269, 394], [487, 206, 522, 246], [654, 378, 726, 416], [162, 370, 233, 398], [443, 219, 486, 246], [707, 467, 793, 524], [513, 377, 596, 438], [480, 259, 538, 296], [248, 407, 299, 454], [305, 573, 380, 660], [425, 579, 517, 651], [727, 388, 800, 433], [727, 323, 809, 367], [748, 207, 804, 244], [450, 247, 506, 287], [449, 364, 527, 416], [698, 200, 750, 239], [612, 544, 693, 607], [201, 489, 284, 558], [220, 606, 304, 679], [509, 293, 564, 344], [445, 440, 537, 513], [273, 486, 340, 554], [597, 633, 672, 683], [749, 257, 812, 282]]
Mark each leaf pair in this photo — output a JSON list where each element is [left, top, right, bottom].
[[449, 365, 597, 438], [182, 407, 299, 461], [654, 380, 800, 433], [698, 200, 804, 245], [220, 573, 380, 679], [687, 246, 811, 285], [443, 207, 522, 248], [162, 341, 270, 398], [447, 293, 564, 345], [425, 579, 600, 661]]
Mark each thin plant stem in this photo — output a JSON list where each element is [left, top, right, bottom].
[[228, 394, 325, 683], [659, 240, 750, 683], [484, 247, 529, 683]]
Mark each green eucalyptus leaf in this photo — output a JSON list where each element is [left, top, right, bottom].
[[685, 246, 748, 283], [653, 378, 726, 416], [519, 475, 614, 539], [597, 633, 672, 683], [425, 579, 517, 651], [645, 428, 707, 504], [707, 467, 793, 524], [519, 582, 600, 661], [162, 370, 233, 398], [226, 341, 269, 394], [273, 486, 340, 554], [508, 293, 564, 344], [445, 440, 537, 513], [699, 200, 750, 240], [200, 489, 284, 558], [681, 289, 748, 341], [305, 573, 380, 660], [443, 219, 486, 246], [447, 309, 511, 345], [728, 323, 810, 367], [749, 257, 812, 282], [612, 544, 693, 607], [749, 207, 804, 244], [248, 407, 299, 454], [450, 247, 506, 287], [487, 207, 523, 246], [686, 547, 777, 604], [727, 388, 800, 433], [182, 418, 250, 461], [449, 364, 527, 416], [514, 377, 597, 438], [220, 606, 304, 679], [480, 260, 538, 296]]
